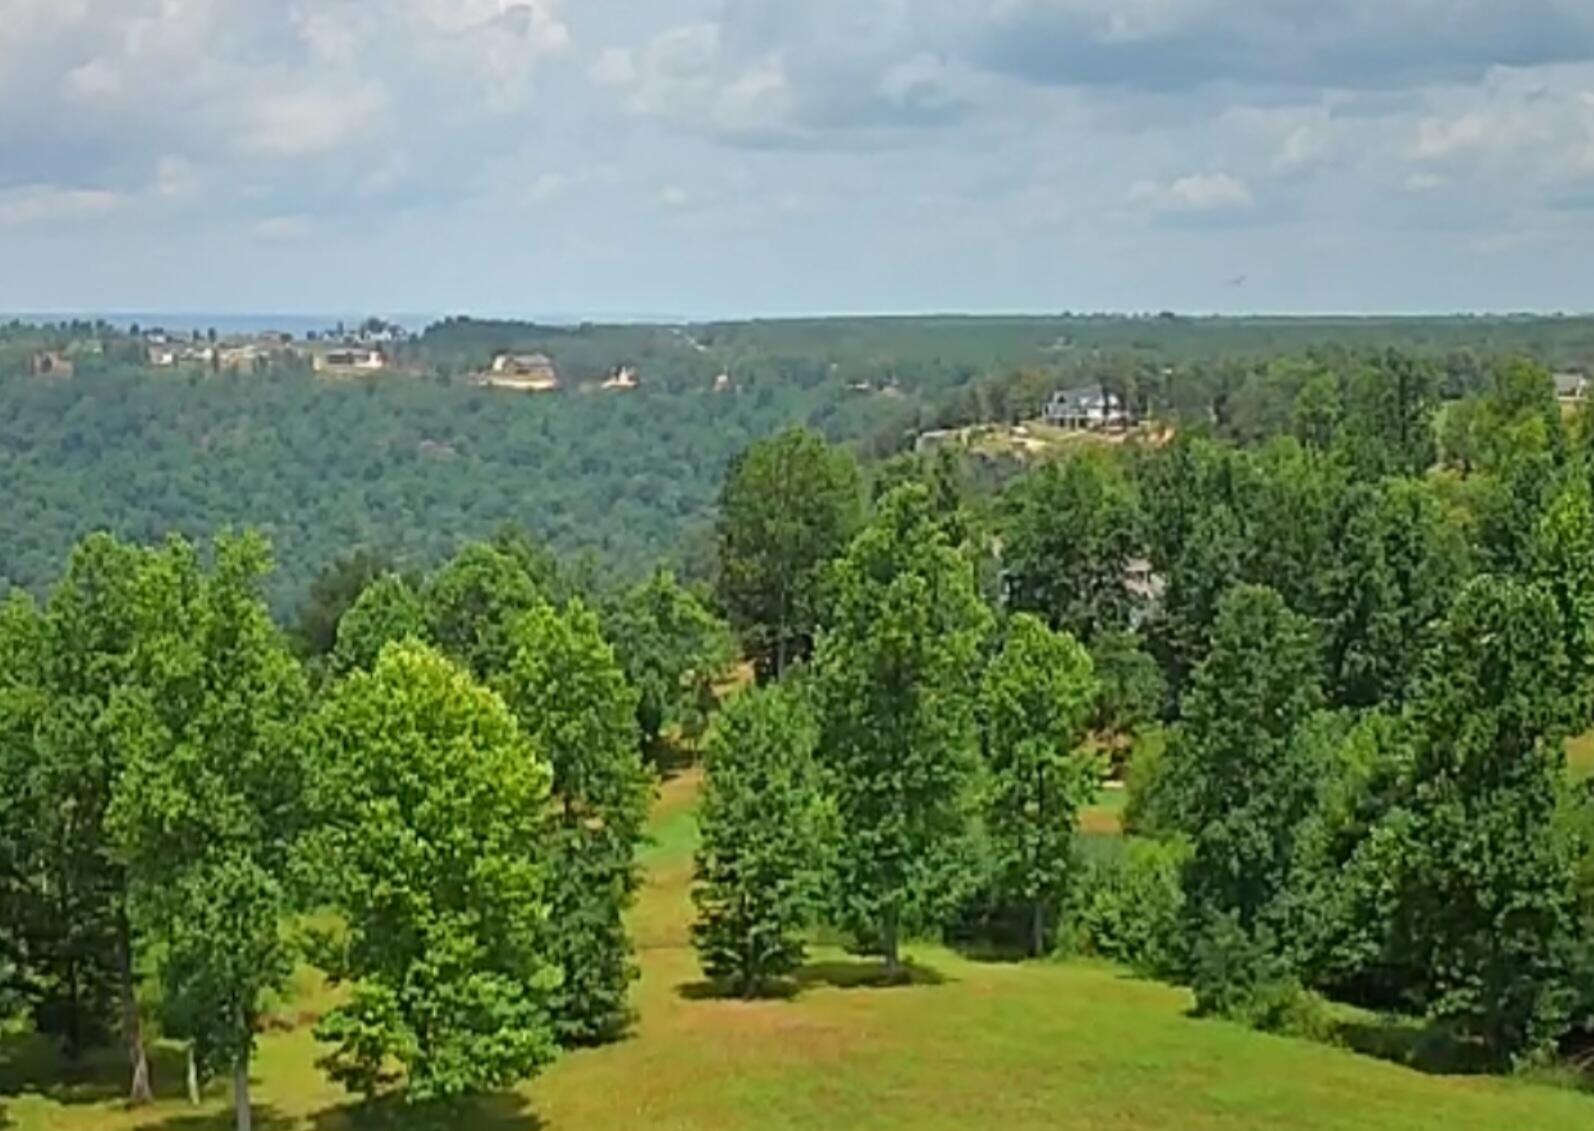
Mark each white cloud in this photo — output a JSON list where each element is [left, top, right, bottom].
[[0, 185, 124, 227], [253, 215, 314, 241], [589, 47, 638, 86], [1131, 172, 1255, 213]]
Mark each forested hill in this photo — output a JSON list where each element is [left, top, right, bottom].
[[0, 366, 911, 612], [6, 311, 1594, 615]]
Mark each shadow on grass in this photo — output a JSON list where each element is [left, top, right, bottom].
[[306, 1091, 542, 1131], [0, 1033, 190, 1106], [137, 1105, 294, 1131], [1335, 1017, 1495, 1077], [677, 956, 948, 1002]]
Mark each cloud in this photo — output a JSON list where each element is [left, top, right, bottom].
[[1131, 172, 1255, 213], [0, 185, 125, 227]]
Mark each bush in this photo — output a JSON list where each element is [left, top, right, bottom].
[[1189, 913, 1336, 1043], [1076, 837, 1187, 976]]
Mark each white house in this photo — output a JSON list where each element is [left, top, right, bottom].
[[1043, 386, 1133, 431]]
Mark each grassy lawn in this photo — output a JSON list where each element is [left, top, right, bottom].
[[1567, 729, 1594, 780], [6, 771, 1594, 1131]]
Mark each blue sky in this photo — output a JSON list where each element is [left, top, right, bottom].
[[4, 0, 1594, 318]]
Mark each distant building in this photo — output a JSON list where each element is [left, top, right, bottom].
[[1555, 371, 1589, 402], [477, 352, 560, 392], [29, 351, 74, 379], [1043, 385, 1134, 431], [602, 365, 640, 391], [713, 372, 734, 393], [314, 348, 387, 375], [148, 345, 178, 367]]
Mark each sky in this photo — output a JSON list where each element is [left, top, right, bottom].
[[4, 0, 1594, 319]]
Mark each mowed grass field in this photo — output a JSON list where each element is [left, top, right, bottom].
[[7, 770, 1594, 1131]]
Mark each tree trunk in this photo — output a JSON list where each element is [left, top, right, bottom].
[[234, 1055, 253, 1131], [881, 906, 901, 980], [187, 1044, 201, 1106], [116, 907, 153, 1106], [1030, 901, 1047, 959]]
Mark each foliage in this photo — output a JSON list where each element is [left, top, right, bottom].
[[291, 549, 393, 658], [104, 532, 307, 1120], [692, 686, 826, 997], [1076, 837, 1188, 976], [422, 542, 547, 679], [978, 614, 1100, 955], [330, 573, 429, 675], [605, 571, 735, 760], [1170, 586, 1326, 1015], [814, 484, 992, 971], [498, 600, 649, 1045], [305, 642, 560, 1102], [1393, 576, 1579, 1066], [716, 429, 864, 678], [997, 453, 1141, 640]]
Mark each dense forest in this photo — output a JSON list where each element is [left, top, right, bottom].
[[5, 313, 1594, 615]]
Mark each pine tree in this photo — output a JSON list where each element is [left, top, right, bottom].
[[692, 687, 824, 997]]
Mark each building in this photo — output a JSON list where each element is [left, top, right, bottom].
[[476, 352, 560, 392], [602, 365, 640, 391], [29, 351, 74, 379], [1555, 371, 1589, 402], [314, 348, 387, 375], [1043, 385, 1133, 431]]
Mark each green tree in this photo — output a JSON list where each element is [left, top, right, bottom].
[[0, 536, 154, 1096], [1173, 586, 1324, 1011], [305, 642, 560, 1102], [1532, 478, 1594, 730], [1323, 480, 1471, 710], [1291, 373, 1342, 451], [291, 548, 393, 658], [423, 542, 546, 679], [979, 615, 1100, 956], [106, 533, 308, 1130], [815, 484, 992, 975], [331, 573, 429, 674], [498, 600, 649, 1045], [998, 452, 1141, 640], [1395, 577, 1578, 1064], [605, 570, 734, 761], [692, 687, 825, 996], [716, 429, 864, 678]]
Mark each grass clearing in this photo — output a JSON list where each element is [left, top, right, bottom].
[[6, 769, 1594, 1131]]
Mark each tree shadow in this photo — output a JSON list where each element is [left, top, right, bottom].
[[0, 1033, 190, 1106], [306, 1091, 543, 1131], [137, 1105, 294, 1131], [1335, 1016, 1495, 1076], [675, 956, 949, 1002]]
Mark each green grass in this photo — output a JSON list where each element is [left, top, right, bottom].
[[1567, 729, 1594, 780], [6, 771, 1594, 1131]]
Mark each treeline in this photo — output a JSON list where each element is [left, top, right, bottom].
[[690, 356, 1594, 1072], [0, 528, 734, 1124]]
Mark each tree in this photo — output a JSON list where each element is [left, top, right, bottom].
[[1291, 373, 1342, 451], [1323, 479, 1471, 710], [692, 687, 825, 996], [0, 536, 155, 1098], [997, 452, 1141, 641], [497, 600, 649, 1045], [423, 542, 547, 679], [1394, 577, 1578, 1064], [305, 642, 560, 1102], [815, 484, 992, 975], [1172, 586, 1324, 1010], [291, 548, 394, 658], [1532, 478, 1594, 730], [331, 573, 429, 674], [106, 533, 308, 1130], [605, 571, 734, 761], [716, 429, 864, 678], [979, 615, 1100, 956]]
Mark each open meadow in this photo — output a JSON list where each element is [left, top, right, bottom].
[[7, 770, 1594, 1131]]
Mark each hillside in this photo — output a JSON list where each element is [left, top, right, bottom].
[[7, 774, 1593, 1131]]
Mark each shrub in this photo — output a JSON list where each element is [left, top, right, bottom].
[[1076, 837, 1187, 977]]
